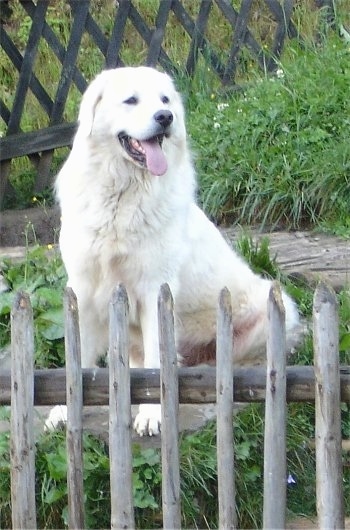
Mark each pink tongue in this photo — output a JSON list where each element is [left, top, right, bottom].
[[140, 139, 167, 176]]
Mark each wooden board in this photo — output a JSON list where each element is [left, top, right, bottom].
[[224, 227, 350, 291]]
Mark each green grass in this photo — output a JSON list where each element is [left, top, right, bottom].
[[0, 235, 349, 529], [186, 35, 350, 231]]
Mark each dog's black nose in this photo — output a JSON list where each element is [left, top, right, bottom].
[[154, 110, 173, 129]]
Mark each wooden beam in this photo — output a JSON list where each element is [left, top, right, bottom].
[[0, 122, 76, 161], [159, 284, 181, 529], [0, 365, 349, 406]]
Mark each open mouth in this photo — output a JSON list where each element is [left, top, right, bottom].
[[118, 133, 167, 176]]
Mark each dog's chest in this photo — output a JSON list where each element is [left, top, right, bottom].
[[89, 193, 189, 295], [92, 180, 178, 251]]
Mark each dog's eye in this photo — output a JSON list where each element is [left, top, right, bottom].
[[161, 95, 169, 104], [124, 96, 138, 105]]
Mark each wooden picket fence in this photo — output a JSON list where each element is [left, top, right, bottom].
[[1, 282, 349, 529]]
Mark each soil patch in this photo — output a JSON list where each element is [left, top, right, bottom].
[[0, 205, 60, 247]]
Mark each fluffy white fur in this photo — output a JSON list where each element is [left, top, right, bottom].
[[55, 66, 300, 436]]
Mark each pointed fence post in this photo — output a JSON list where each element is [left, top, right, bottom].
[[158, 284, 181, 529], [216, 287, 237, 529], [10, 292, 37, 530], [64, 287, 85, 530], [313, 283, 344, 529], [109, 284, 135, 530], [263, 283, 287, 530]]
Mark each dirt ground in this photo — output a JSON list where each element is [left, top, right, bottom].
[[0, 204, 61, 247]]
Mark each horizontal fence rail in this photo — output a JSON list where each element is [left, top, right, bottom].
[[1, 365, 350, 406], [2, 281, 347, 529], [0, 0, 335, 204]]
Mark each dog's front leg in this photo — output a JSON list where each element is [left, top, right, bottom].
[[133, 294, 162, 436]]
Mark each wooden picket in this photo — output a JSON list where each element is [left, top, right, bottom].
[[4, 282, 348, 528], [158, 284, 181, 529], [216, 288, 236, 529], [109, 284, 135, 530], [313, 284, 344, 529], [64, 288, 85, 530], [263, 283, 287, 529], [10, 292, 37, 530]]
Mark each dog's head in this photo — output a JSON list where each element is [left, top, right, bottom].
[[76, 66, 186, 176]]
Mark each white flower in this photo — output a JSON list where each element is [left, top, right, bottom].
[[217, 102, 229, 111], [287, 473, 297, 485], [276, 68, 284, 78], [213, 122, 221, 129]]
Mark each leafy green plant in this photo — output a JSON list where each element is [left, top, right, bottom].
[[179, 422, 218, 528], [133, 446, 161, 514], [1, 397, 348, 529], [0, 409, 11, 529], [0, 243, 66, 367]]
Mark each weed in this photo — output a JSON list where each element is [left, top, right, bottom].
[[0, 243, 66, 367], [235, 234, 279, 278]]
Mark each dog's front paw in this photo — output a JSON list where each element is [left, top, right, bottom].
[[44, 405, 67, 431], [133, 404, 161, 436]]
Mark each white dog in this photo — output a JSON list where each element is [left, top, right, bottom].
[[54, 66, 299, 436]]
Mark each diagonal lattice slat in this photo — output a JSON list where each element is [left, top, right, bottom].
[[7, 1, 48, 134], [146, 0, 172, 68], [105, 0, 130, 68], [49, 1, 90, 125], [21, 0, 87, 94]]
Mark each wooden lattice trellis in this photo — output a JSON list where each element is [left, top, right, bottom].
[[0, 0, 335, 205]]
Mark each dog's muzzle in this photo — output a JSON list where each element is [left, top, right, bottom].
[[118, 110, 173, 176]]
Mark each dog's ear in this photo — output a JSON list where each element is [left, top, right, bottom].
[[76, 71, 109, 137]]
